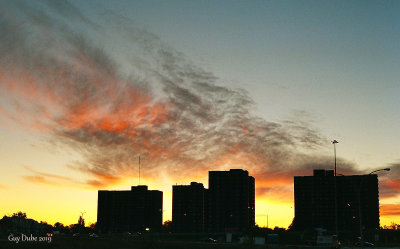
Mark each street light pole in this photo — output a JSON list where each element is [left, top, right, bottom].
[[332, 140, 338, 176], [331, 140, 339, 236], [358, 168, 390, 249]]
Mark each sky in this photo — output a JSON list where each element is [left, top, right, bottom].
[[0, 0, 399, 228]]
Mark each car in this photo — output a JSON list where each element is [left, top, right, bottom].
[[355, 241, 374, 247], [89, 233, 99, 238], [200, 237, 217, 243], [209, 238, 217, 243]]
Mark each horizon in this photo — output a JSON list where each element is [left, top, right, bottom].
[[0, 0, 399, 229], [1, 168, 396, 228]]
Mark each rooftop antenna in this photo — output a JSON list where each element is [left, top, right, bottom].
[[139, 155, 141, 185]]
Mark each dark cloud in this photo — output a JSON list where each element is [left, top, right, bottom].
[[378, 162, 400, 198], [2, 0, 397, 205], [384, 162, 400, 175]]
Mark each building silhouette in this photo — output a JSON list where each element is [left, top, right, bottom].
[[97, 169, 255, 234], [172, 182, 206, 232], [97, 185, 162, 233], [207, 169, 255, 232], [293, 169, 379, 232]]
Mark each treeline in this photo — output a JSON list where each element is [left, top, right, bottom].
[[381, 222, 400, 230], [0, 212, 95, 236]]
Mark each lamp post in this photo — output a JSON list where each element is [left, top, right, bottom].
[[331, 140, 339, 236], [358, 168, 390, 249], [331, 140, 338, 176]]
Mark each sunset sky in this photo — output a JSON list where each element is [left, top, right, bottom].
[[0, 0, 399, 228]]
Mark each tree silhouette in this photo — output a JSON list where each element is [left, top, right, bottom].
[[78, 215, 85, 227], [383, 223, 400, 230], [54, 222, 64, 228], [89, 222, 96, 229], [69, 213, 87, 233], [162, 220, 172, 232], [12, 211, 27, 218]]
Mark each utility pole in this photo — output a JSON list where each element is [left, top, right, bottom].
[[139, 155, 141, 185], [331, 140, 339, 236]]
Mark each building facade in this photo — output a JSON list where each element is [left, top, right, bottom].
[[207, 169, 255, 232], [294, 169, 379, 232], [97, 185, 162, 233], [172, 182, 206, 232]]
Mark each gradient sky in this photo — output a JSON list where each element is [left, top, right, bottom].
[[0, 0, 399, 228]]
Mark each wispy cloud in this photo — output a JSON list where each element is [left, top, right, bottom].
[[1, 0, 398, 206], [22, 165, 83, 188]]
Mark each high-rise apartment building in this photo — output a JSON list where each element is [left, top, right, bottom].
[[207, 169, 255, 232], [172, 182, 206, 232], [294, 169, 379, 232], [97, 185, 162, 233]]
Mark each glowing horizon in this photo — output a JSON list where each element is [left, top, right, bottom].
[[1, 170, 398, 229]]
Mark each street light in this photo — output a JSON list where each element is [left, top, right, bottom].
[[331, 140, 339, 237], [368, 168, 390, 175], [358, 168, 390, 249]]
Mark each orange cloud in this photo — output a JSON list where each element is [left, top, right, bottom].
[[22, 165, 90, 189], [0, 2, 353, 196], [380, 178, 400, 199], [23, 175, 54, 185], [380, 203, 400, 216]]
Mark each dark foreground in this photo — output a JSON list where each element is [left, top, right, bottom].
[[1, 236, 399, 249], [1, 237, 265, 249]]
